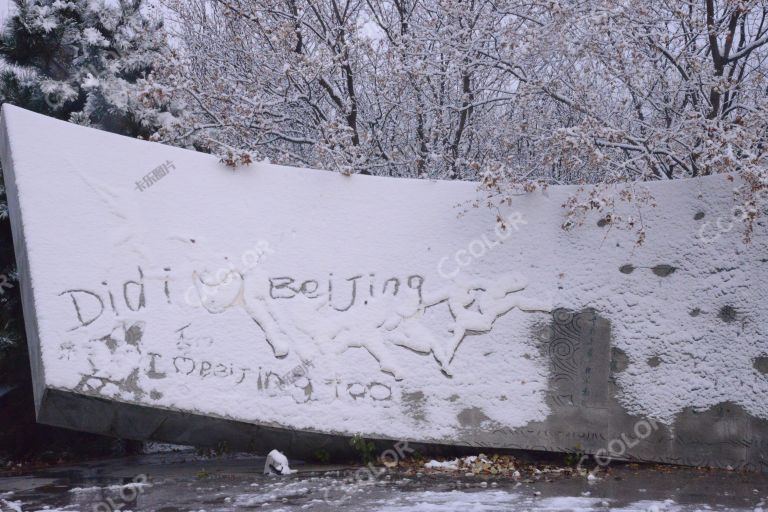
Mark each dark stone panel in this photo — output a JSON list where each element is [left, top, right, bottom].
[[452, 309, 768, 472]]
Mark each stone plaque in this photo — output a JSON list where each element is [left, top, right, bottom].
[[1, 105, 766, 470]]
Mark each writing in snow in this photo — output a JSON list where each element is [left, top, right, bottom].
[[56, 269, 428, 330]]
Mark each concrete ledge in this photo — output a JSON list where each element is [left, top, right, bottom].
[[1, 105, 766, 471]]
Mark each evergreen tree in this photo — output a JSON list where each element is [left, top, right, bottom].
[[0, 0, 178, 137], [0, 0, 178, 462]]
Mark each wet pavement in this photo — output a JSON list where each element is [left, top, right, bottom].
[[0, 452, 766, 511]]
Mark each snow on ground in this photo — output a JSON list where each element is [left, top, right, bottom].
[[8, 486, 762, 512], [142, 442, 195, 454], [1, 453, 765, 512], [66, 486, 102, 493], [424, 459, 461, 470], [370, 490, 604, 511], [0, 499, 22, 512]]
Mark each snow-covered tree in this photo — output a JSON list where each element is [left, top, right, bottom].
[[159, 0, 520, 177], [479, 0, 768, 237], [0, 0, 180, 138], [161, 0, 768, 237]]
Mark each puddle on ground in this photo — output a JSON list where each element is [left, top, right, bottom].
[[0, 453, 766, 511]]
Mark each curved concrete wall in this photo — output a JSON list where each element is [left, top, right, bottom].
[[1, 105, 766, 470]]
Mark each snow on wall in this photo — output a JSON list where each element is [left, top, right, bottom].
[[0, 105, 766, 459]]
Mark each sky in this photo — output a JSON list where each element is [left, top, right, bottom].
[[0, 0, 10, 22]]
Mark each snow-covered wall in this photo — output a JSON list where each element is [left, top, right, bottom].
[[1, 105, 766, 470]]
